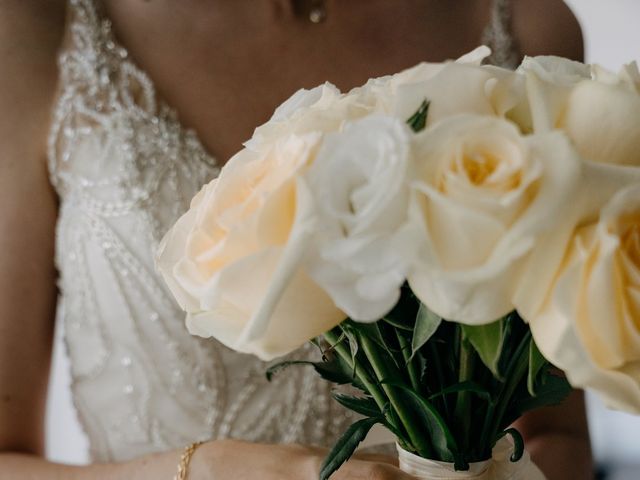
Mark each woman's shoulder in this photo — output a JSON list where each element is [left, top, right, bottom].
[[512, 0, 584, 61], [0, 0, 67, 161]]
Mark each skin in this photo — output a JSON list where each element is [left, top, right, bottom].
[[0, 0, 589, 478]]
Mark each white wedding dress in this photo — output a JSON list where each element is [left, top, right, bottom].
[[48, 0, 520, 463]]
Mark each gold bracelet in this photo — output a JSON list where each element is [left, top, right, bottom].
[[174, 441, 204, 480]]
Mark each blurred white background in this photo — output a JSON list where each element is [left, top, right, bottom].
[[566, 0, 640, 71], [46, 0, 640, 474]]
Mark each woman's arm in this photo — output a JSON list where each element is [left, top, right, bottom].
[[514, 390, 593, 480], [0, 0, 67, 461]]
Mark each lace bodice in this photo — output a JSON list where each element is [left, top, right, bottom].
[[48, 0, 519, 463]]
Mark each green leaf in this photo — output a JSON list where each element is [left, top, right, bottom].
[[527, 338, 547, 396], [266, 360, 316, 382], [496, 428, 525, 462], [266, 359, 357, 386], [332, 393, 381, 418], [345, 321, 386, 350], [341, 327, 360, 378], [316, 361, 354, 385], [382, 315, 414, 332], [319, 417, 380, 480], [514, 374, 572, 415], [411, 303, 442, 360], [383, 290, 419, 331], [388, 382, 460, 464], [462, 319, 507, 380], [347, 321, 405, 371], [428, 381, 492, 403], [380, 404, 405, 439], [343, 329, 359, 362], [406, 100, 431, 133], [496, 317, 516, 376]]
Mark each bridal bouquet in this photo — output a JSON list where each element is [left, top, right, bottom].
[[157, 47, 640, 479]]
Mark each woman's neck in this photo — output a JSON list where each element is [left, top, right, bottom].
[[99, 0, 488, 162]]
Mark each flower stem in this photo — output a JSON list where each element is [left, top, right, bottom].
[[322, 330, 400, 432], [454, 334, 475, 452], [428, 340, 450, 420], [358, 333, 435, 459], [395, 329, 421, 393], [478, 402, 496, 459], [487, 332, 531, 445]]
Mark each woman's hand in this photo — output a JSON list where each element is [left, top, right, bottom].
[[191, 440, 415, 480]]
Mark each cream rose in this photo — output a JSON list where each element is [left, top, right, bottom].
[[350, 47, 526, 130], [304, 116, 419, 321], [156, 133, 345, 361], [407, 114, 583, 324], [245, 82, 372, 151], [522, 56, 640, 166], [526, 183, 640, 413], [348, 46, 490, 112]]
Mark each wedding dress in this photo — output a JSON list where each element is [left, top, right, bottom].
[[48, 0, 520, 463]]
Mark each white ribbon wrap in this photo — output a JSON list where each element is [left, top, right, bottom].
[[397, 438, 547, 480]]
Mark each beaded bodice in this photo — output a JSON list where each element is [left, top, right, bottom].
[[48, 0, 519, 463], [48, 0, 352, 462]]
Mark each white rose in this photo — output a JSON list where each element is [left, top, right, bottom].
[[394, 63, 525, 128], [304, 116, 419, 321], [522, 56, 640, 166], [407, 114, 583, 324], [525, 183, 640, 413], [346, 46, 527, 129], [156, 133, 345, 361], [245, 82, 373, 151], [513, 159, 640, 322]]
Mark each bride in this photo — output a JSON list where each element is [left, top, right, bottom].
[[0, 0, 591, 478]]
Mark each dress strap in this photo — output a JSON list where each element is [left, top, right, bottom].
[[481, 0, 521, 69], [49, 0, 217, 198], [59, 0, 120, 86], [48, 0, 160, 196]]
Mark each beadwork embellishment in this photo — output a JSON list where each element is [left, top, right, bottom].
[[49, 0, 352, 463]]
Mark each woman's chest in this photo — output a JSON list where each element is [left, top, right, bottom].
[[100, 0, 488, 162]]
